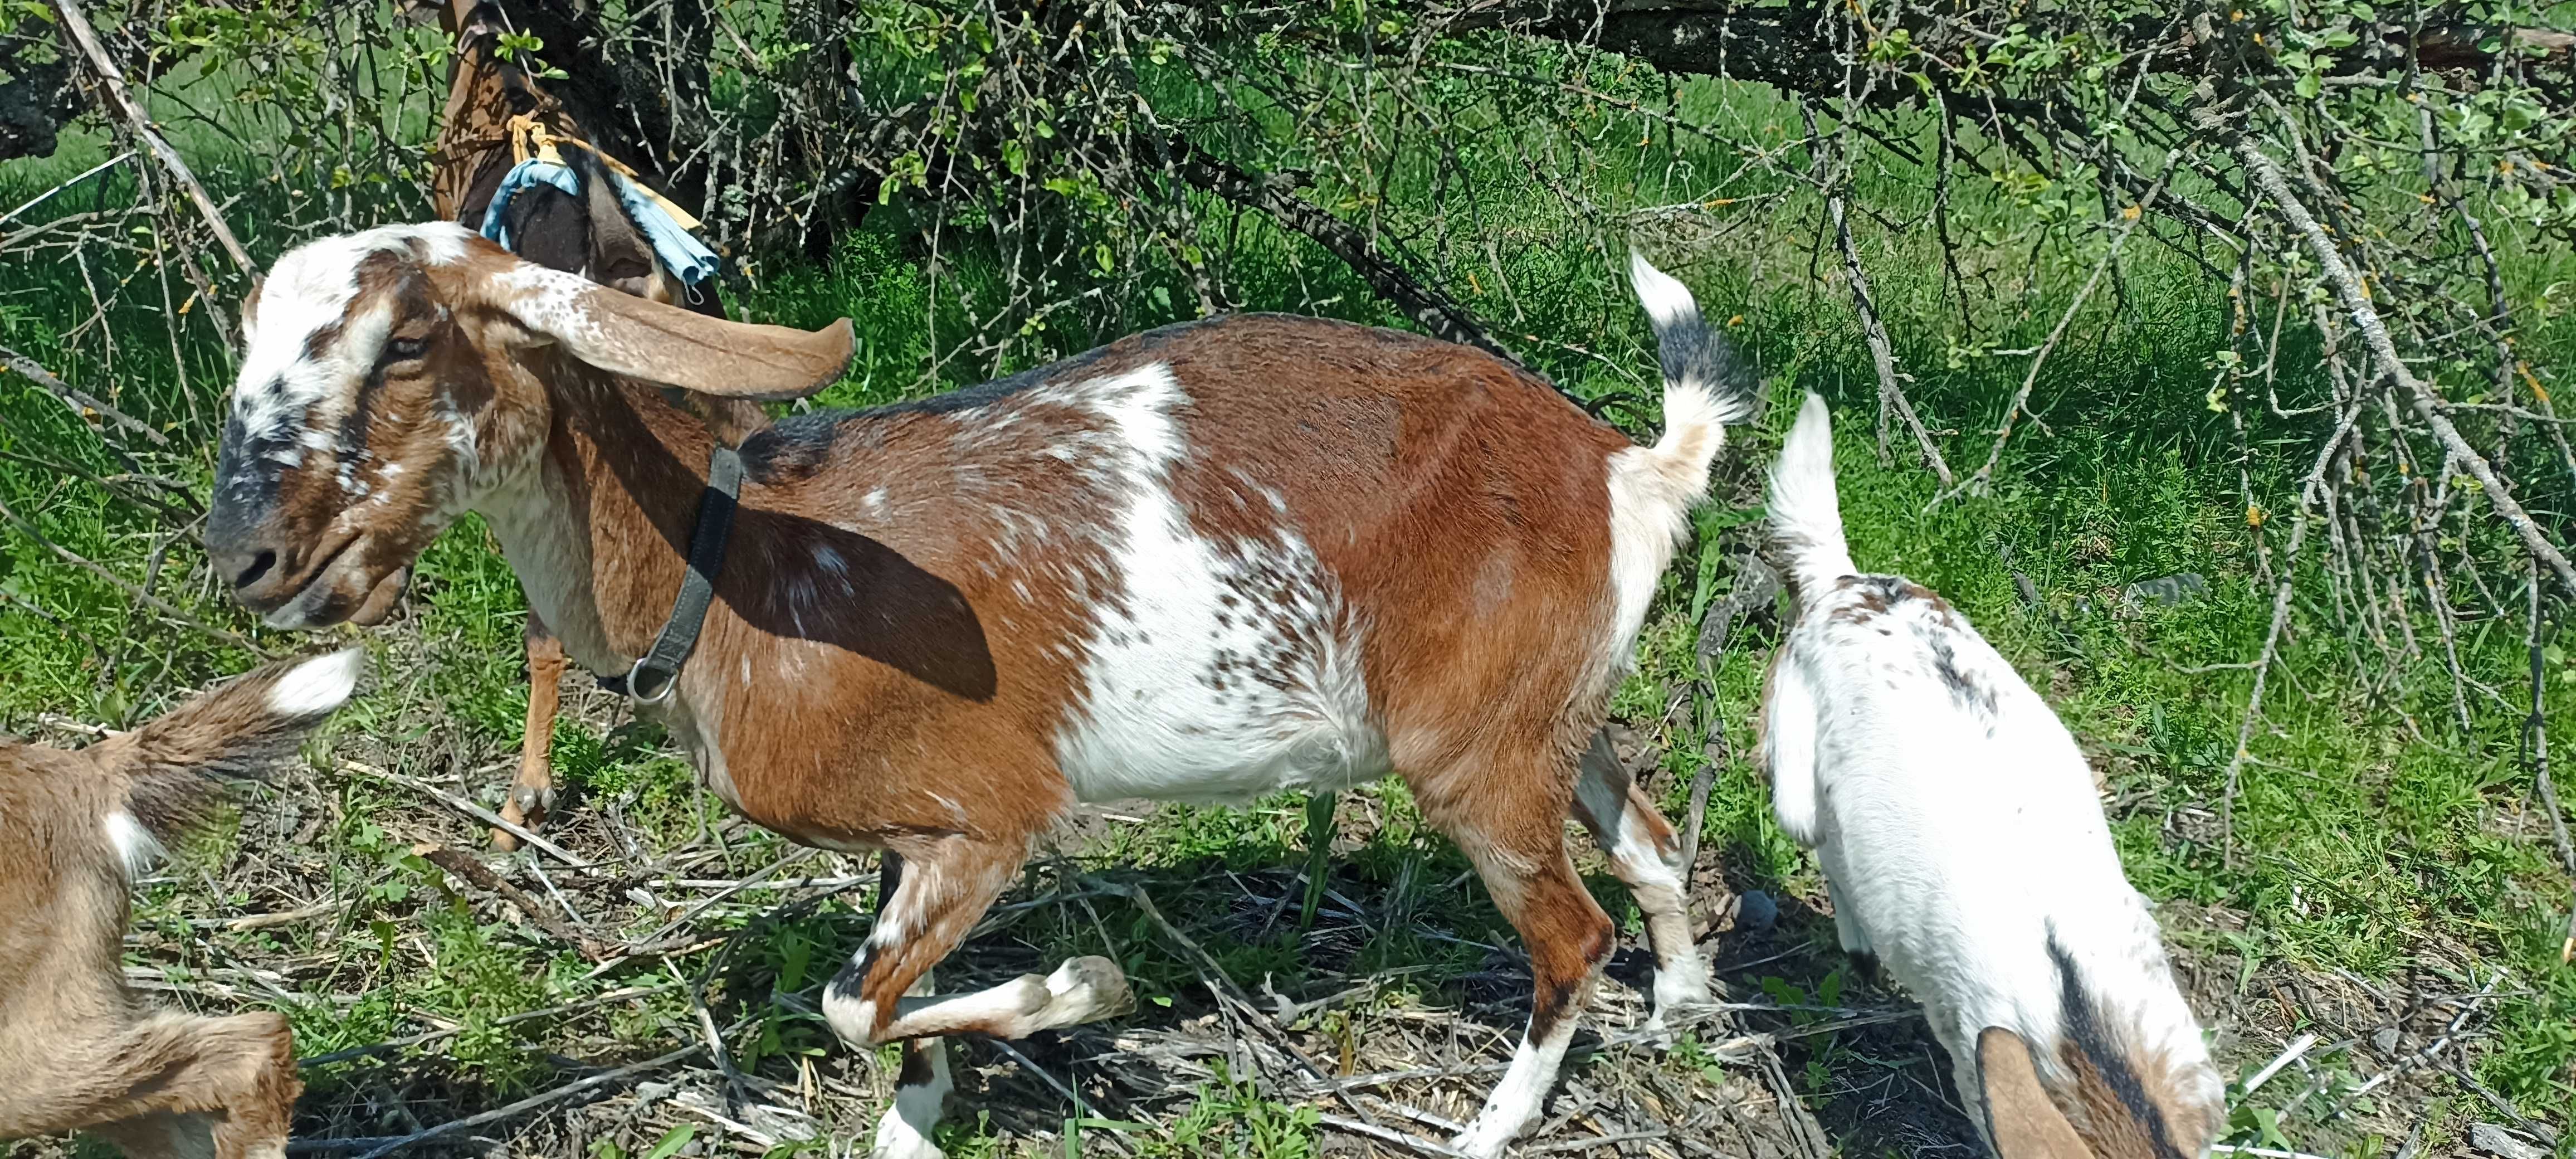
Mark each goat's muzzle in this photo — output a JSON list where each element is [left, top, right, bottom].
[[206, 511, 410, 630]]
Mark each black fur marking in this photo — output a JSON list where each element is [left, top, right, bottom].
[[1643, 298, 1759, 423], [208, 407, 292, 538], [1921, 627, 1999, 717], [2048, 934, 2187, 1159]]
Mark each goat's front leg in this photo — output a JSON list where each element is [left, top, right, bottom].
[[823, 836, 1133, 1159], [494, 616, 565, 851]]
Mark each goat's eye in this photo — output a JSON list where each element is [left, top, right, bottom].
[[385, 336, 428, 362]]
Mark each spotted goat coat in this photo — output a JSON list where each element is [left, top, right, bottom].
[[1759, 392, 2225, 1159], [202, 226, 1745, 1157]]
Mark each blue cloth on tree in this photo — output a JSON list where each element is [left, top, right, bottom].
[[480, 158, 720, 288]]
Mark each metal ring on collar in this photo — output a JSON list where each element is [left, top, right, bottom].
[[626, 657, 680, 705]]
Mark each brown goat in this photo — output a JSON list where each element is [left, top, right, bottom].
[[0, 649, 363, 1159], [201, 227, 1739, 1157], [423, 0, 762, 849]]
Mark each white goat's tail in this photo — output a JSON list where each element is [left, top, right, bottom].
[[1767, 392, 1856, 600], [1621, 252, 1760, 523]]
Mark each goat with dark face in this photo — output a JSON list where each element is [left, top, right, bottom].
[[205, 225, 1738, 1157]]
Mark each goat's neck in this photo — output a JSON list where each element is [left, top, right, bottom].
[[479, 362, 734, 681]]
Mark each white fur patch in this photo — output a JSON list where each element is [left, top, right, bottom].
[[1627, 251, 1698, 331], [824, 992, 881, 1049], [231, 224, 478, 462], [105, 811, 163, 878], [1453, 1016, 1579, 1158], [269, 648, 364, 717], [1761, 556, 2223, 1145], [872, 1041, 953, 1159], [1047, 365, 1391, 805], [1599, 255, 1735, 669]]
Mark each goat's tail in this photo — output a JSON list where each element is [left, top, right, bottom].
[[1602, 254, 1762, 656], [89, 649, 364, 872], [1624, 252, 1761, 513], [1767, 393, 1857, 601]]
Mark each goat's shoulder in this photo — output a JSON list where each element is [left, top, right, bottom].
[[1794, 574, 2011, 709]]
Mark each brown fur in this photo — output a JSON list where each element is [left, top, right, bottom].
[[2050, 1027, 2205, 1159], [208, 238, 1709, 1148], [0, 655, 351, 1158], [424, 0, 764, 851], [1978, 1028, 2093, 1158]]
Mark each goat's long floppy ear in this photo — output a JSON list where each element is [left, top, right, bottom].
[[489, 265, 855, 400], [1977, 1027, 2093, 1158]]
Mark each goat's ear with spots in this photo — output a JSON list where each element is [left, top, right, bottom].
[[485, 266, 855, 401]]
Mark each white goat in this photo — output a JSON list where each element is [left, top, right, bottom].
[[1759, 393, 2224, 1158]]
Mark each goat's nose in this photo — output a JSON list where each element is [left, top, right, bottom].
[[212, 546, 279, 592]]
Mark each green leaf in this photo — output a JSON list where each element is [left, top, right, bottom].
[[641, 1124, 697, 1159]]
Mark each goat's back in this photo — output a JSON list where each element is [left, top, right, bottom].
[[1765, 573, 2221, 1155]]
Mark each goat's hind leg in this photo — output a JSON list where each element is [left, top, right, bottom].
[[865, 854, 955, 1159], [1573, 730, 1711, 1034], [44, 1012, 300, 1159], [1418, 747, 1617, 1159], [823, 836, 1133, 1159]]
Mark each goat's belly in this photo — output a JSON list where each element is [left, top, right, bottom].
[[1050, 609, 1393, 804], [1057, 713, 1393, 805], [1046, 556, 1390, 806]]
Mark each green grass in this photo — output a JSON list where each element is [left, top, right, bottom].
[[2, 53, 2573, 1158]]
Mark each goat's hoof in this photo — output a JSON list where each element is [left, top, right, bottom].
[[1037, 956, 1134, 1027], [1450, 1121, 1516, 1159], [510, 783, 555, 823], [871, 1097, 947, 1159], [869, 1133, 945, 1159], [1652, 967, 1715, 1019]]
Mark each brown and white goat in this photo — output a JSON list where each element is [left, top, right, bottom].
[[0, 649, 362, 1159], [1759, 393, 2224, 1158], [201, 225, 1743, 1157], [423, 0, 763, 848]]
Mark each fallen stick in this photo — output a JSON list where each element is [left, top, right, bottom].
[[341, 759, 596, 869], [415, 842, 611, 960], [53, 0, 254, 276], [288, 1041, 701, 1157]]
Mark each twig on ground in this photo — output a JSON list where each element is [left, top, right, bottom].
[[289, 1042, 704, 1157], [1313, 1113, 1474, 1157], [983, 1038, 1144, 1156], [343, 761, 597, 869], [416, 843, 611, 960], [2239, 1033, 2319, 1098]]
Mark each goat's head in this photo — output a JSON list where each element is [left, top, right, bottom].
[[206, 222, 853, 630]]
